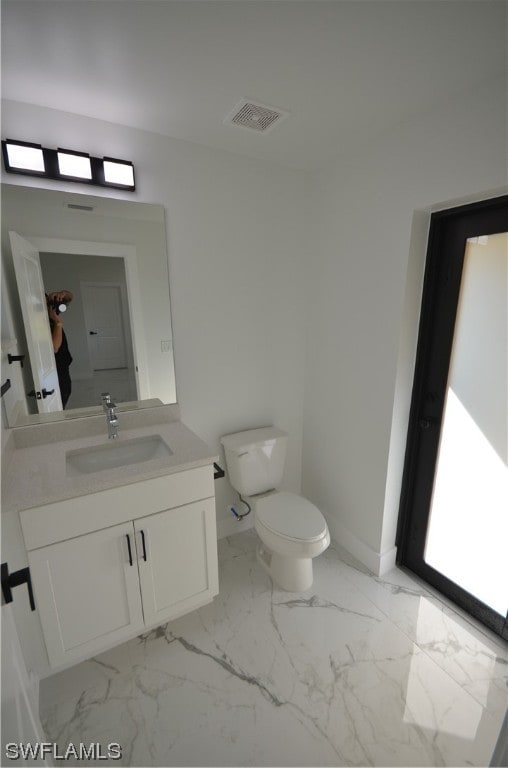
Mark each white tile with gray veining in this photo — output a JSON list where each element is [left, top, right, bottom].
[[331, 542, 508, 722], [40, 530, 507, 767]]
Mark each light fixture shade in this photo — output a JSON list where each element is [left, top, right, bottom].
[[2, 139, 135, 190], [3, 140, 45, 173], [57, 149, 92, 180], [103, 157, 135, 188]]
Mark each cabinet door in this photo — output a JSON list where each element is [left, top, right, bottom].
[[135, 498, 218, 627], [28, 522, 144, 669]]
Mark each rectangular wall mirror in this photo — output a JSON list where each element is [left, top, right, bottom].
[[1, 184, 177, 427]]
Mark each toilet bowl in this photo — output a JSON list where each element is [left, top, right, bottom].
[[253, 491, 330, 591], [220, 427, 330, 591]]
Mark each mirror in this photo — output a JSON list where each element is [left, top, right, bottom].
[[1, 184, 177, 427]]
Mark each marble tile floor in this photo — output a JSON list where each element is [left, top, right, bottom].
[[40, 530, 508, 767]]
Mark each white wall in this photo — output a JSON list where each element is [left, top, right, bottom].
[[1, 99, 308, 531], [302, 76, 507, 573]]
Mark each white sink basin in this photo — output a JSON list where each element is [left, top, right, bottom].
[[66, 435, 173, 476]]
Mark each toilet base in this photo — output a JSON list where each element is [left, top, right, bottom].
[[256, 543, 313, 592]]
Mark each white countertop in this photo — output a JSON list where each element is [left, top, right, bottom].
[[2, 417, 219, 514]]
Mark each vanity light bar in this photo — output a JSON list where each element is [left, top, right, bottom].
[[57, 148, 92, 180], [1, 140, 46, 175], [1, 140, 136, 191], [103, 157, 135, 187]]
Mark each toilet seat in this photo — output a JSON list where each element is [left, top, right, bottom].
[[255, 492, 327, 542]]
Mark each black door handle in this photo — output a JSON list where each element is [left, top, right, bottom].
[[7, 354, 25, 368], [42, 388, 55, 398], [1, 563, 36, 611]]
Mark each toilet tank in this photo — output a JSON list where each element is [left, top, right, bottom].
[[221, 427, 288, 496]]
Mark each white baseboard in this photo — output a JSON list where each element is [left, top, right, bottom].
[[325, 514, 397, 576], [27, 670, 40, 716], [216, 514, 254, 539], [217, 509, 397, 576], [378, 545, 398, 576]]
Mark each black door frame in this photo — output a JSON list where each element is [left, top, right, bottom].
[[396, 194, 508, 639]]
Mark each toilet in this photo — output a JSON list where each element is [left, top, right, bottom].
[[221, 427, 330, 591]]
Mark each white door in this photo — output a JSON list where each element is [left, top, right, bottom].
[[9, 232, 62, 413], [81, 284, 127, 370], [1, 605, 51, 766], [27, 522, 144, 669], [135, 499, 219, 627]]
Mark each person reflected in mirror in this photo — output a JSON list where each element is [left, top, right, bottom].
[[46, 290, 74, 408]]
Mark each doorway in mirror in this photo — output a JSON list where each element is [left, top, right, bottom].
[[41, 252, 138, 411]]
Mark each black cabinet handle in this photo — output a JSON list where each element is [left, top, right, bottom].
[[140, 530, 147, 561], [1, 563, 36, 611], [126, 534, 133, 566]]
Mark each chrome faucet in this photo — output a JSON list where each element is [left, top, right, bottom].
[[101, 393, 119, 439]]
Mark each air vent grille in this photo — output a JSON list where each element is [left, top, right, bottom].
[[225, 100, 289, 134], [66, 203, 94, 211]]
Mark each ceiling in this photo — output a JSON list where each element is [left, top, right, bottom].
[[1, 1, 506, 171]]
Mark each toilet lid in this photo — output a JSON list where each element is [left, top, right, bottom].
[[256, 492, 327, 542]]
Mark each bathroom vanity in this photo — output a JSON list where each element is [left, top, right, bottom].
[[1, 186, 219, 677], [1, 405, 219, 673]]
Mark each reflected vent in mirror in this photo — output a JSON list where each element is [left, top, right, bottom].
[[66, 203, 94, 211]]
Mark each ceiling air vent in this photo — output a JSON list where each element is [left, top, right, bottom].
[[224, 99, 289, 134]]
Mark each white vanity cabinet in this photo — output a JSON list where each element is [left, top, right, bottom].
[[135, 498, 216, 627], [27, 522, 145, 668], [20, 465, 218, 670]]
